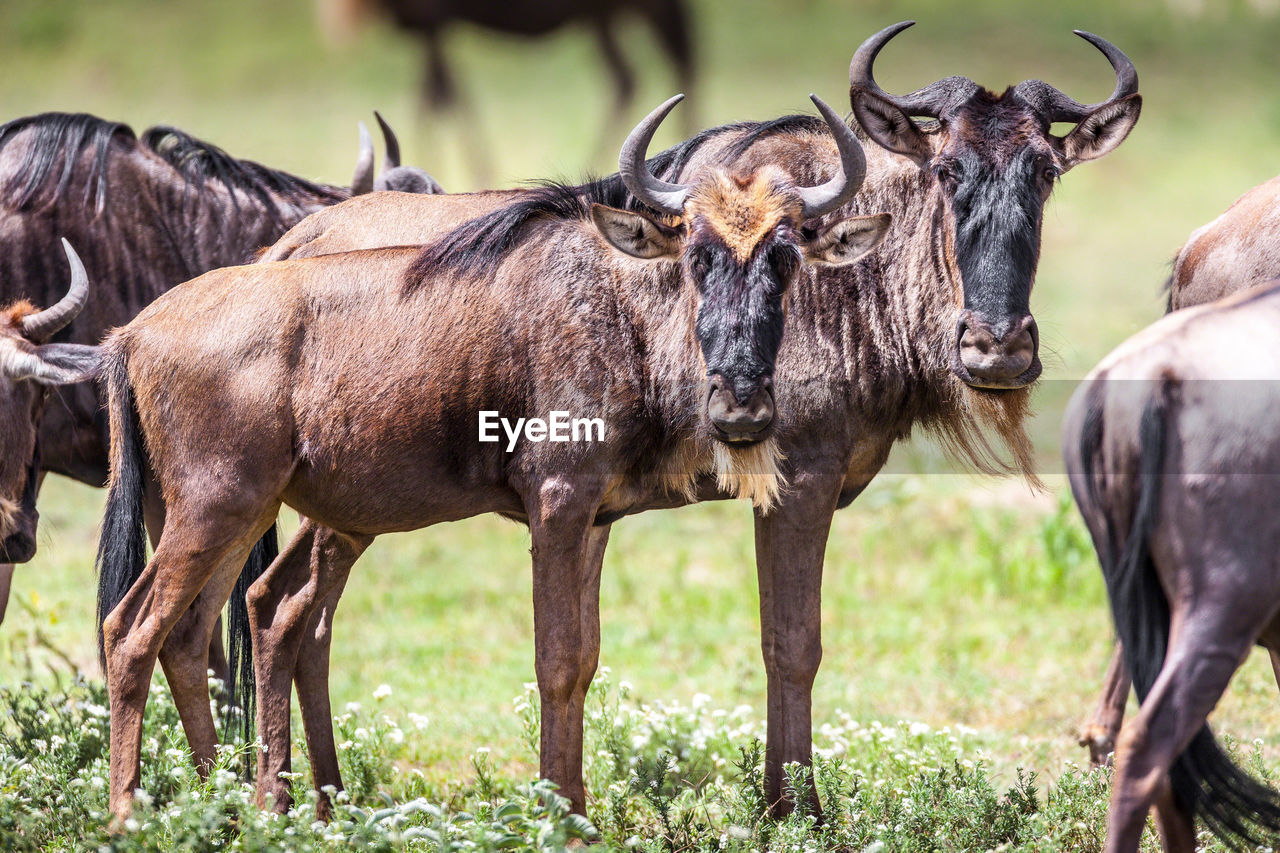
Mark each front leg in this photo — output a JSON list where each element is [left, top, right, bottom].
[[754, 466, 844, 817], [525, 478, 606, 816]]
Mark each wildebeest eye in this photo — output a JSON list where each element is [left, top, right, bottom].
[[1042, 165, 1061, 183], [768, 245, 799, 282], [932, 161, 960, 186]]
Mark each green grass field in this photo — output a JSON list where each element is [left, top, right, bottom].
[[3, 0, 1280, 848]]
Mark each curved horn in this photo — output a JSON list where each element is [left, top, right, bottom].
[[618, 94, 691, 216], [21, 239, 89, 341], [797, 95, 867, 220], [849, 21, 978, 118], [374, 110, 401, 170], [1013, 31, 1139, 124], [351, 121, 374, 195]]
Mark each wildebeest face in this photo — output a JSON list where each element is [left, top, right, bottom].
[[602, 93, 889, 443], [0, 241, 98, 563], [593, 171, 889, 444], [850, 22, 1141, 390]]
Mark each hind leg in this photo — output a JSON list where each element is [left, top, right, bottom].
[[293, 563, 355, 820], [103, 502, 277, 823], [1079, 644, 1131, 767], [247, 520, 369, 814], [1106, 605, 1259, 853]]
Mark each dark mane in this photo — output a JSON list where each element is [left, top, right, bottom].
[[0, 111, 346, 218], [141, 125, 346, 213], [406, 119, 764, 288], [0, 112, 134, 213]]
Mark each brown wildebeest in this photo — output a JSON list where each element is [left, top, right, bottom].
[[0, 110, 436, 694], [1064, 280, 1280, 852], [200, 21, 1142, 818], [95, 94, 890, 824], [1079, 173, 1280, 766], [0, 241, 98, 564], [1169, 174, 1280, 311]]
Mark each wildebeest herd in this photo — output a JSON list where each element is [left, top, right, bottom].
[[3, 18, 1280, 852]]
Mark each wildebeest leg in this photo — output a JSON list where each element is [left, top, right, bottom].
[[420, 26, 456, 111], [589, 16, 636, 163], [754, 468, 843, 817], [103, 504, 278, 824], [526, 483, 605, 816], [632, 0, 696, 138], [141, 471, 230, 690], [247, 520, 370, 817], [1150, 777, 1196, 853], [1079, 643, 1131, 767], [1106, 608, 1255, 852]]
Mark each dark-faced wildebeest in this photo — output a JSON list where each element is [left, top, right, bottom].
[[1065, 280, 1280, 853], [1078, 172, 1280, 767], [0, 241, 98, 563], [0, 110, 437, 685], [163, 20, 1141, 818], [94, 94, 891, 823]]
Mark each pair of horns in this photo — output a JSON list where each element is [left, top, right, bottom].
[[19, 239, 88, 342], [850, 21, 1139, 125], [620, 93, 867, 221], [351, 111, 402, 195]]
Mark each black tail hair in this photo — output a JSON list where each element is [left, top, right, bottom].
[[223, 524, 277, 745], [1084, 380, 1280, 847], [95, 352, 149, 663]]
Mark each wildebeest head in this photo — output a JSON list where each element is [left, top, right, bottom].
[[0, 241, 98, 563], [350, 112, 446, 196], [849, 22, 1141, 390], [592, 95, 890, 443]]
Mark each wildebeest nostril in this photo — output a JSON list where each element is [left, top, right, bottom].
[[957, 314, 1039, 386]]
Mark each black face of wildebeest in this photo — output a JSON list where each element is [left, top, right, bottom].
[[0, 241, 98, 562], [598, 95, 889, 443], [850, 21, 1142, 389]]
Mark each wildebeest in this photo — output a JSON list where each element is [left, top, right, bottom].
[[1078, 172, 1280, 766], [322, 0, 695, 130], [1064, 280, 1280, 853], [0, 241, 98, 564], [199, 21, 1143, 817], [94, 94, 889, 822], [1168, 173, 1280, 311], [0, 110, 438, 679]]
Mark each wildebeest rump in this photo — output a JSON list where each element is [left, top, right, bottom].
[[93, 95, 888, 823], [215, 21, 1144, 818], [1078, 171, 1280, 767], [1064, 281, 1280, 852]]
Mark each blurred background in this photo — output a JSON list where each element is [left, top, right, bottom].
[[3, 0, 1279, 791]]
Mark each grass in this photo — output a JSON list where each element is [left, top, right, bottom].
[[4, 0, 1280, 847]]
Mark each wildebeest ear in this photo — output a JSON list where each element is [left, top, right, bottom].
[[850, 89, 931, 165], [590, 204, 683, 260], [1058, 94, 1142, 168], [1, 342, 101, 385], [803, 212, 891, 266]]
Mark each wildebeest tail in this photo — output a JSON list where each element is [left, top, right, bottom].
[[223, 523, 277, 745], [95, 349, 149, 664], [1084, 379, 1280, 847]]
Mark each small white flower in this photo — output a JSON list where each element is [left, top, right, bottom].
[[407, 713, 430, 731], [345, 702, 362, 714], [373, 684, 392, 701]]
